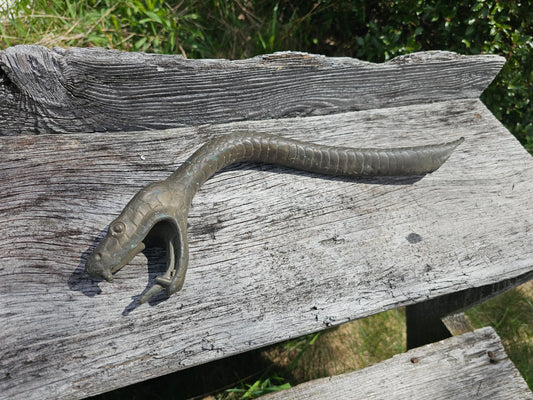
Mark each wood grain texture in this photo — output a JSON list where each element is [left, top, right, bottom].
[[261, 327, 533, 400], [0, 100, 533, 399], [442, 313, 474, 336], [1, 99, 533, 399], [0, 46, 505, 134]]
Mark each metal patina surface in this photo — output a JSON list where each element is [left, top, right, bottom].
[[85, 131, 463, 303]]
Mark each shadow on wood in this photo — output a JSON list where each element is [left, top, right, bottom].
[[68, 232, 171, 315]]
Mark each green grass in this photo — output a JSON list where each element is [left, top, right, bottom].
[[2, 1, 533, 398]]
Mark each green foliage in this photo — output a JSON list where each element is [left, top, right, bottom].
[[1, 0, 202, 54], [221, 333, 320, 399], [225, 375, 291, 399]]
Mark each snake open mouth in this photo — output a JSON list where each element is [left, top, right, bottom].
[[136, 218, 188, 304], [86, 216, 189, 304]]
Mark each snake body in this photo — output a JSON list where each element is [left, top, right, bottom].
[[86, 132, 463, 303]]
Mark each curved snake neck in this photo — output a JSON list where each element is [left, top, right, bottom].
[[172, 132, 463, 204], [86, 131, 463, 303]]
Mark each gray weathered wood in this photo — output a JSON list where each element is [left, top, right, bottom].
[[442, 313, 474, 336], [1, 97, 533, 399], [261, 327, 533, 400], [0, 46, 504, 134]]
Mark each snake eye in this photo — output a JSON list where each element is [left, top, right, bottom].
[[110, 221, 126, 236]]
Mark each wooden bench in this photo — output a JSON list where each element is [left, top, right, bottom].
[[0, 46, 532, 399]]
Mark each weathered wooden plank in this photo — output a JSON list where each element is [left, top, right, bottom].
[[261, 327, 533, 399], [1, 99, 533, 399], [0, 46, 504, 134]]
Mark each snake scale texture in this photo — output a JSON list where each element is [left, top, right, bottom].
[[86, 132, 463, 303]]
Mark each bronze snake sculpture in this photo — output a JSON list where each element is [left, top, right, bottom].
[[86, 132, 463, 303]]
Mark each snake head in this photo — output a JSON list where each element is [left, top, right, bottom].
[[85, 218, 147, 282], [86, 182, 190, 304]]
